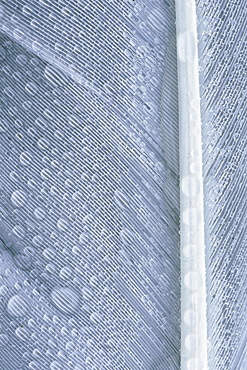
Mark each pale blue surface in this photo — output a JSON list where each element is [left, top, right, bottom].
[[0, 1, 180, 369], [0, 0, 246, 369]]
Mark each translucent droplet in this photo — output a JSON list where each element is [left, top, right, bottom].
[[7, 294, 29, 317], [183, 309, 199, 326], [185, 334, 197, 351], [181, 176, 200, 197], [182, 207, 200, 226], [11, 190, 27, 207], [59, 266, 72, 280], [90, 312, 102, 324], [57, 218, 70, 232], [0, 285, 8, 295], [34, 207, 46, 220], [79, 232, 90, 245], [43, 247, 56, 260], [190, 162, 200, 174], [20, 151, 33, 166], [46, 263, 57, 275], [81, 286, 93, 301], [25, 82, 38, 95], [12, 224, 26, 239], [183, 244, 197, 258], [0, 5, 4, 18], [184, 271, 202, 290], [120, 228, 136, 245], [13, 28, 25, 41], [32, 40, 43, 52], [187, 357, 200, 369], [32, 235, 44, 246], [15, 326, 30, 341]]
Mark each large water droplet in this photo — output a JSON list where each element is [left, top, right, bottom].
[[20, 151, 33, 166], [15, 326, 30, 341], [11, 190, 27, 207], [79, 232, 90, 245], [33, 207, 46, 220], [43, 247, 56, 260], [12, 224, 26, 239], [57, 218, 70, 232], [59, 266, 72, 280], [25, 82, 38, 95], [7, 294, 29, 317], [181, 176, 200, 197]]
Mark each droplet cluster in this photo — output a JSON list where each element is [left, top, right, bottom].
[[197, 0, 247, 368], [0, 1, 180, 369]]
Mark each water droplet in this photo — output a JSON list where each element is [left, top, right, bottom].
[[12, 224, 26, 239], [11, 190, 27, 207], [51, 287, 80, 314], [37, 137, 50, 150], [183, 244, 197, 258], [7, 294, 29, 317], [32, 235, 44, 246], [25, 82, 38, 95], [13, 28, 25, 41], [182, 176, 200, 197], [184, 271, 202, 290], [59, 266, 72, 280], [182, 207, 200, 226], [90, 312, 102, 324], [79, 232, 90, 245], [15, 326, 30, 341], [81, 286, 93, 301], [0, 285, 8, 295], [119, 228, 136, 245], [183, 309, 199, 326], [32, 40, 43, 53], [33, 207, 46, 220], [29, 361, 40, 370], [43, 247, 56, 260], [185, 334, 197, 351], [0, 5, 4, 18], [35, 116, 48, 130], [0, 119, 9, 132], [46, 263, 57, 275], [20, 151, 33, 166], [57, 218, 70, 232], [191, 149, 199, 157], [190, 162, 200, 174], [67, 115, 80, 127]]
